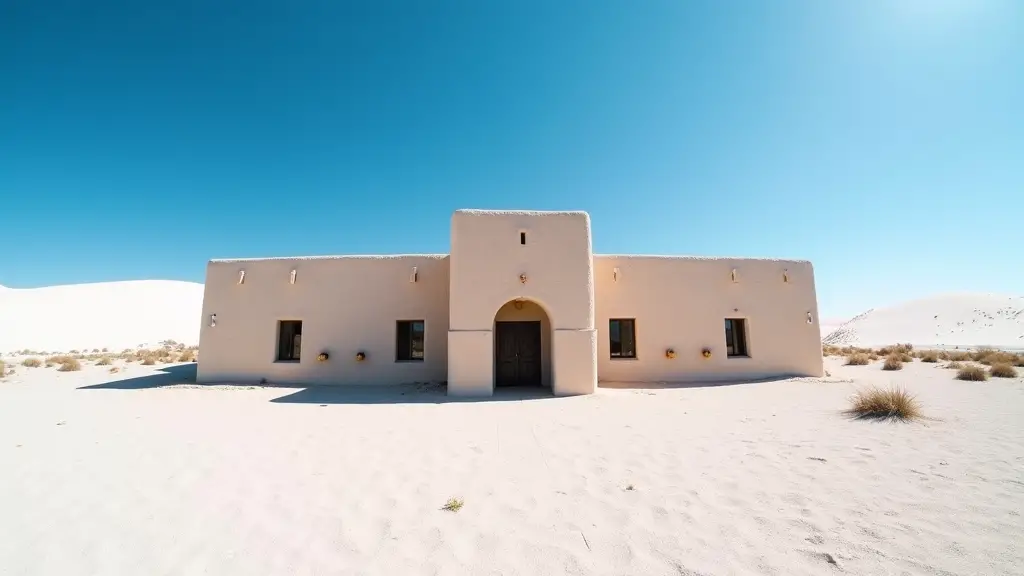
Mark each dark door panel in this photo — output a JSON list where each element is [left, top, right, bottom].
[[495, 321, 542, 387]]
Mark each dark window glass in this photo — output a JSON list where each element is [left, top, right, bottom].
[[609, 319, 636, 358], [397, 320, 425, 361], [520, 232, 526, 245], [277, 320, 302, 361], [725, 318, 749, 357]]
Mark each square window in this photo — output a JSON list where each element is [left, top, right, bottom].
[[277, 320, 302, 361], [724, 318, 749, 357], [396, 320, 425, 361], [609, 318, 636, 358]]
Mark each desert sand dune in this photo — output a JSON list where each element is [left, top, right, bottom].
[[823, 293, 1023, 349], [0, 280, 203, 353]]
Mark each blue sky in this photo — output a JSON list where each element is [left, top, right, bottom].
[[1, 1, 1020, 318]]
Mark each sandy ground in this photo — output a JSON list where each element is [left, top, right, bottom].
[[1, 358, 1022, 576]]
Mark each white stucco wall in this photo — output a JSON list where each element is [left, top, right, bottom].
[[447, 210, 598, 397], [594, 256, 823, 382], [196, 255, 450, 386], [196, 210, 822, 392]]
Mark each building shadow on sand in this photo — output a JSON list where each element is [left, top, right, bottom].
[[78, 363, 200, 390], [77, 363, 565, 404], [78, 364, 798, 403]]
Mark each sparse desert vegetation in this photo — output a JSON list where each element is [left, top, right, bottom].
[[918, 351, 939, 363], [946, 361, 965, 369], [956, 365, 988, 381], [882, 354, 904, 371], [846, 385, 922, 422], [846, 353, 870, 366], [96, 357, 112, 366], [441, 497, 464, 512], [22, 358, 43, 368], [989, 363, 1018, 378], [56, 358, 82, 372]]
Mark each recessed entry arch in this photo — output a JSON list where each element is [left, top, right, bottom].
[[493, 298, 553, 389]]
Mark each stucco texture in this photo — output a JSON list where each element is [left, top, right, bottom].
[[197, 210, 822, 394]]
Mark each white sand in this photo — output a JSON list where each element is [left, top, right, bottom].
[[2, 357, 1022, 575], [824, 293, 1024, 350], [0, 280, 203, 353]]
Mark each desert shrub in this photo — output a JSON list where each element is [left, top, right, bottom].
[[108, 367, 120, 374], [1015, 354, 1024, 367], [178, 350, 195, 362], [96, 357, 112, 366], [0, 360, 4, 375], [920, 351, 939, 363], [141, 356, 156, 366], [956, 365, 988, 381], [57, 358, 81, 372], [946, 361, 964, 369], [989, 363, 1018, 378], [22, 358, 43, 368], [878, 343, 914, 356], [69, 349, 79, 354], [868, 353, 880, 361], [938, 350, 951, 360], [822, 345, 840, 357], [846, 386, 922, 421], [846, 353, 870, 366], [898, 352, 914, 362], [47, 355, 73, 365], [948, 351, 971, 361], [978, 351, 1017, 366], [883, 354, 903, 371]]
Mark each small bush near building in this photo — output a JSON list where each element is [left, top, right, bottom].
[[956, 365, 988, 381], [846, 353, 870, 366], [22, 358, 42, 368], [883, 355, 903, 371], [989, 363, 1018, 378], [57, 358, 82, 372], [846, 386, 921, 422]]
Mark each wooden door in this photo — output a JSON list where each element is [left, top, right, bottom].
[[495, 321, 542, 386]]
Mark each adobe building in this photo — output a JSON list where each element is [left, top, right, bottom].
[[196, 210, 823, 396]]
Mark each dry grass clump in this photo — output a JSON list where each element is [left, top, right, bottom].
[[0, 360, 5, 376], [882, 354, 904, 371], [846, 353, 870, 366], [822, 344, 840, 357], [57, 358, 82, 372], [919, 351, 939, 363], [989, 363, 1018, 378], [95, 357, 112, 366], [108, 366, 120, 374], [898, 352, 914, 362], [978, 351, 1018, 366], [846, 386, 922, 422], [877, 343, 914, 356], [22, 358, 43, 368], [440, 497, 464, 512], [178, 350, 196, 362], [956, 365, 988, 381], [947, 350, 971, 361], [937, 350, 951, 361], [1015, 354, 1024, 367], [46, 355, 74, 365], [946, 361, 964, 369], [141, 356, 156, 366]]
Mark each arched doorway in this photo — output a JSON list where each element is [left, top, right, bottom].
[[493, 299, 552, 388]]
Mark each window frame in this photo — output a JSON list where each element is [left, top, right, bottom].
[[395, 319, 426, 362], [724, 318, 750, 358], [276, 320, 303, 362], [608, 318, 637, 359]]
